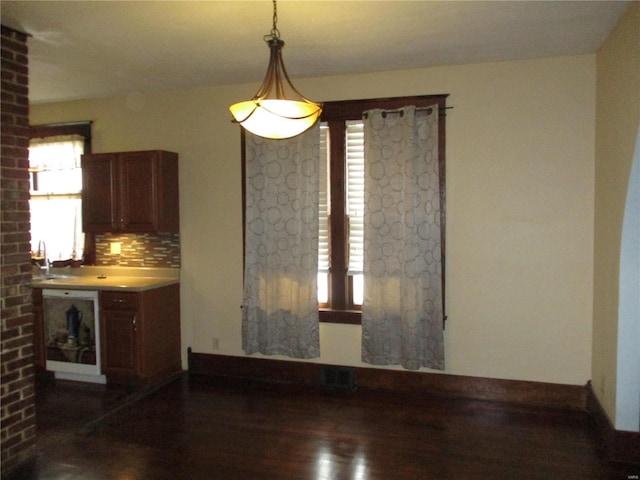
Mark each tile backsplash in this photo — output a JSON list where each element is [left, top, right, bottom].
[[95, 233, 180, 268]]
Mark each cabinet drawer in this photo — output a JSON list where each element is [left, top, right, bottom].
[[101, 291, 139, 309]]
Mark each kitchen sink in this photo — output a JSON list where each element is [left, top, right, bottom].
[[34, 273, 73, 280], [45, 273, 72, 279]]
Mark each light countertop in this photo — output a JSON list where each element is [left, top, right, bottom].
[[32, 266, 180, 292]]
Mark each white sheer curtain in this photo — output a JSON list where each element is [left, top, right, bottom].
[[29, 134, 84, 172], [29, 134, 85, 261], [361, 105, 444, 370], [242, 126, 321, 359]]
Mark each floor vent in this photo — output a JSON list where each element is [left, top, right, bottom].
[[321, 366, 356, 393]]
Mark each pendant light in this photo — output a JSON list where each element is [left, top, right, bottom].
[[229, 0, 322, 139]]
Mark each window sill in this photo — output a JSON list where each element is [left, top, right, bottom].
[[319, 309, 361, 325]]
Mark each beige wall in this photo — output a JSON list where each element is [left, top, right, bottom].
[[592, 3, 640, 425], [31, 53, 596, 386]]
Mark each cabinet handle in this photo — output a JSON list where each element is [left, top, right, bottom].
[[112, 299, 126, 303], [132, 315, 137, 332]]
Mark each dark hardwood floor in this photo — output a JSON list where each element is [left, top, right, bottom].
[[5, 375, 637, 479], [32, 377, 134, 452]]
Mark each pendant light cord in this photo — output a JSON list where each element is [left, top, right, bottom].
[[268, 0, 281, 40]]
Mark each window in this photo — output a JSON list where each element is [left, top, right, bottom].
[[243, 95, 447, 324], [318, 120, 366, 308], [318, 95, 448, 324], [29, 123, 91, 265], [318, 120, 364, 309], [316, 119, 365, 322]]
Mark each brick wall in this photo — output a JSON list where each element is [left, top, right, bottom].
[[1, 25, 36, 473]]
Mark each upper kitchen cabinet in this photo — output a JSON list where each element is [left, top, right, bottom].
[[82, 150, 179, 233]]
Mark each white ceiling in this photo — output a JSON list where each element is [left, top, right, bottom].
[[1, 0, 632, 104]]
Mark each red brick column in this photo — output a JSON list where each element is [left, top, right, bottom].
[[1, 24, 36, 472]]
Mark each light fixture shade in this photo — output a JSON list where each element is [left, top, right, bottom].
[[230, 99, 322, 139], [230, 0, 322, 140]]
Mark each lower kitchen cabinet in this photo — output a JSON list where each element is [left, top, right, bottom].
[[100, 284, 181, 386], [99, 291, 138, 380]]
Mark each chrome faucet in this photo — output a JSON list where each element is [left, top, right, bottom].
[[37, 240, 49, 274]]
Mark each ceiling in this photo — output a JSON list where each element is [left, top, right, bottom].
[[1, 0, 632, 105]]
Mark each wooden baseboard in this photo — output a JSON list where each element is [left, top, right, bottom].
[[187, 350, 587, 411], [586, 382, 640, 465]]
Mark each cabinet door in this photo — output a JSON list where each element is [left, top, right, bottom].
[[100, 307, 138, 380], [119, 152, 158, 232], [82, 150, 179, 234], [82, 153, 118, 232]]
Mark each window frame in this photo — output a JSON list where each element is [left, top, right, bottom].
[[241, 95, 448, 325]]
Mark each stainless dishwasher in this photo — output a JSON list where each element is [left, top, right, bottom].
[[42, 289, 106, 384]]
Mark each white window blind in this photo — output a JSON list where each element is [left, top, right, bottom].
[[318, 124, 330, 274], [318, 124, 330, 304], [346, 121, 364, 275], [317, 121, 365, 305]]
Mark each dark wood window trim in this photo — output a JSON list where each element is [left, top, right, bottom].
[[30, 122, 92, 152], [29, 122, 94, 263], [241, 95, 448, 325]]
